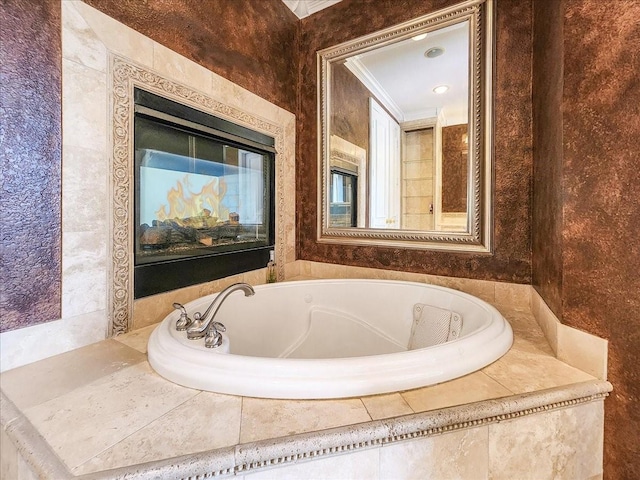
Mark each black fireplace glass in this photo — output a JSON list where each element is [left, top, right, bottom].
[[133, 90, 275, 298], [329, 168, 357, 227]]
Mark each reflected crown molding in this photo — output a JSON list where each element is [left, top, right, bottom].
[[282, 0, 343, 19]]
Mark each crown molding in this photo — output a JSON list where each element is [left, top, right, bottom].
[[281, 0, 342, 19]]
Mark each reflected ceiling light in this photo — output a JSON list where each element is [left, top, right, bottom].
[[412, 33, 428, 41], [433, 85, 449, 94], [425, 47, 445, 58]]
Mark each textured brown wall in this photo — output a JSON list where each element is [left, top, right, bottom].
[[532, 0, 564, 319], [82, 0, 299, 113], [0, 0, 62, 332], [331, 63, 370, 152], [298, 0, 532, 283], [533, 0, 640, 477], [561, 1, 640, 478], [441, 124, 468, 213]]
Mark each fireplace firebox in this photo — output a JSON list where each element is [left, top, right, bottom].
[[133, 89, 276, 298]]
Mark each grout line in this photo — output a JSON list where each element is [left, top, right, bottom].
[[480, 369, 517, 396], [71, 390, 203, 475], [358, 398, 375, 422], [238, 396, 245, 446]]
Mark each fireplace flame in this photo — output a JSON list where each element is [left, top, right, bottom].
[[155, 175, 228, 221]]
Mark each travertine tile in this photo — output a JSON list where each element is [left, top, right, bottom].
[[153, 43, 212, 94], [0, 428, 19, 480], [133, 292, 180, 330], [72, 1, 155, 68], [62, 145, 108, 234], [241, 448, 380, 480], [488, 401, 604, 480], [360, 393, 413, 420], [1, 340, 145, 410], [243, 268, 268, 287], [0, 310, 108, 373], [308, 262, 350, 279], [429, 276, 496, 304], [73, 391, 242, 475], [198, 275, 245, 298], [482, 348, 595, 394], [498, 309, 554, 356], [17, 456, 44, 480], [62, 1, 107, 72], [62, 58, 107, 151], [61, 231, 107, 318], [23, 362, 198, 469], [283, 261, 301, 279], [133, 274, 236, 330], [298, 261, 312, 277], [557, 325, 607, 380], [494, 282, 531, 310], [239, 397, 371, 443], [340, 265, 383, 279], [113, 324, 158, 354], [387, 270, 428, 282], [401, 371, 513, 413], [379, 426, 489, 480], [531, 291, 559, 354]]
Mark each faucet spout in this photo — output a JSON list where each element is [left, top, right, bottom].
[[186, 283, 255, 340]]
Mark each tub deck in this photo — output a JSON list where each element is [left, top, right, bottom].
[[1, 292, 611, 479]]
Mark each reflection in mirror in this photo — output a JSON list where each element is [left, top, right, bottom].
[[319, 0, 494, 252]]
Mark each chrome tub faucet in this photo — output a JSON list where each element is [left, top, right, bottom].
[[183, 282, 255, 348]]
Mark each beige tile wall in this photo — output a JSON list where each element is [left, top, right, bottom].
[[402, 128, 434, 230], [238, 399, 604, 480]]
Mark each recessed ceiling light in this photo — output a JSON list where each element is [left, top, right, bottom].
[[433, 85, 449, 94], [425, 47, 445, 58], [412, 33, 428, 41]]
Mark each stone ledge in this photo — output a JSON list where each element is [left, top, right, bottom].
[[1, 379, 606, 480]]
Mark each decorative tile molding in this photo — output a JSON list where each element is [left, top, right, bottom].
[[109, 56, 287, 336], [1, 381, 610, 479], [230, 381, 610, 478], [0, 393, 74, 480]]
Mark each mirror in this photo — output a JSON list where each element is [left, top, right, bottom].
[[318, 0, 494, 252]]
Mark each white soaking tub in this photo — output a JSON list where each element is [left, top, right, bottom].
[[147, 279, 513, 399]]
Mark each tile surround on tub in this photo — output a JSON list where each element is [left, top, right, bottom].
[[290, 260, 608, 378], [531, 288, 608, 380], [72, 391, 243, 476], [1, 290, 611, 479], [0, 310, 107, 373], [488, 400, 605, 479], [360, 393, 413, 420], [0, 339, 145, 411]]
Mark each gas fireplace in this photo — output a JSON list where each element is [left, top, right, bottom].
[[133, 89, 275, 297]]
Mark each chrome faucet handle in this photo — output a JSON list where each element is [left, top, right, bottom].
[[173, 303, 192, 331], [186, 311, 207, 339], [210, 321, 226, 333], [204, 321, 226, 348]]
